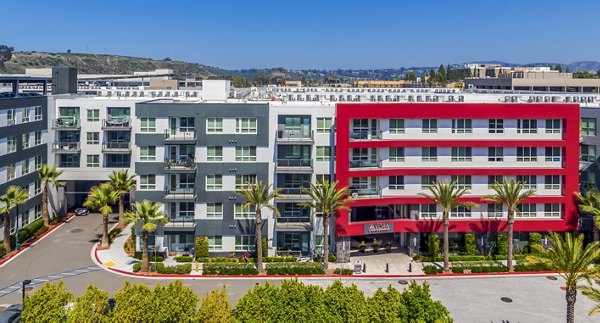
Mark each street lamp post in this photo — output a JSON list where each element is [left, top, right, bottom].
[[14, 205, 20, 250], [22, 279, 32, 304]]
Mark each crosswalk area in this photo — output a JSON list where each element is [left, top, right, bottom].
[[0, 265, 101, 298]]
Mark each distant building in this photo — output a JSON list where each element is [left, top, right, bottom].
[[353, 80, 413, 88], [285, 80, 302, 87]]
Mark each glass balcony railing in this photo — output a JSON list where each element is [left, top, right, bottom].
[[102, 142, 131, 151], [165, 158, 196, 171], [164, 187, 196, 199], [102, 117, 131, 129], [52, 141, 80, 152], [276, 159, 312, 168], [276, 216, 311, 223], [349, 159, 381, 168], [349, 187, 381, 198], [52, 117, 80, 129], [275, 126, 314, 141], [164, 129, 196, 141], [349, 130, 380, 140]]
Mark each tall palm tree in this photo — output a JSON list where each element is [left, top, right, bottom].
[[299, 179, 352, 270], [483, 178, 535, 272], [237, 181, 281, 272], [0, 186, 29, 253], [419, 180, 478, 272], [582, 273, 600, 318], [126, 200, 167, 273], [84, 183, 118, 248], [108, 170, 136, 228], [530, 232, 600, 323], [575, 189, 600, 241], [38, 164, 65, 226]]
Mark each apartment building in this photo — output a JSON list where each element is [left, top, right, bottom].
[[465, 69, 600, 92], [333, 103, 580, 260]]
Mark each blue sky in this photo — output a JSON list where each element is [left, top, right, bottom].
[[3, 0, 599, 69]]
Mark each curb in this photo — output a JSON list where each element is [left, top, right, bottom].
[[0, 214, 75, 268]]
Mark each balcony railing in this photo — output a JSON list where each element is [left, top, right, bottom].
[[52, 117, 80, 129], [275, 127, 314, 142], [275, 159, 313, 172], [102, 117, 131, 129], [102, 142, 131, 152], [349, 130, 380, 140], [165, 158, 196, 171], [164, 129, 196, 141], [277, 187, 311, 200], [163, 216, 196, 228], [52, 141, 81, 152], [349, 187, 381, 198], [276, 216, 311, 223], [164, 187, 196, 199], [349, 159, 381, 168]]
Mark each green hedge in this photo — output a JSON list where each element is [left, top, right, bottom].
[[196, 237, 209, 258], [428, 234, 440, 261], [497, 234, 508, 255], [133, 252, 164, 263], [175, 256, 193, 263], [328, 255, 337, 262], [202, 263, 258, 275], [133, 263, 192, 274], [465, 234, 476, 256], [0, 244, 5, 258], [514, 263, 550, 272], [108, 226, 123, 242], [333, 268, 353, 275], [265, 263, 324, 275], [264, 256, 297, 263], [452, 265, 508, 274], [17, 219, 47, 244], [423, 265, 443, 274]]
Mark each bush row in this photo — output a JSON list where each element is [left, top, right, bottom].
[[425, 262, 551, 275], [175, 256, 194, 263], [202, 263, 258, 275], [333, 268, 353, 275], [265, 262, 324, 275], [420, 254, 527, 262], [195, 256, 296, 263], [132, 263, 192, 274], [18, 219, 48, 244], [423, 265, 444, 274], [133, 252, 164, 262]]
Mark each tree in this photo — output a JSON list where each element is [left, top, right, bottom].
[[405, 71, 416, 81], [112, 282, 154, 322], [437, 64, 447, 85], [553, 64, 563, 73], [575, 189, 600, 241], [232, 76, 249, 88], [22, 281, 73, 322], [154, 280, 198, 321], [108, 169, 136, 228], [531, 232, 600, 323], [197, 286, 232, 323], [323, 280, 370, 321], [368, 286, 407, 322], [0, 45, 13, 62], [84, 183, 118, 248], [419, 180, 478, 271], [68, 284, 110, 322], [400, 281, 452, 322], [126, 200, 167, 273], [582, 273, 600, 317], [39, 164, 65, 226], [66, 49, 71, 54], [483, 179, 535, 272], [237, 180, 281, 272], [428, 69, 436, 86], [0, 186, 29, 253], [299, 179, 352, 269]]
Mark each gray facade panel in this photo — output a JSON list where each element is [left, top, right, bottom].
[[134, 162, 165, 175], [135, 134, 165, 146], [134, 191, 165, 203], [0, 144, 47, 169]]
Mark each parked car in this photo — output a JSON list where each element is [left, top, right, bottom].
[[0, 304, 22, 323], [74, 207, 89, 216]]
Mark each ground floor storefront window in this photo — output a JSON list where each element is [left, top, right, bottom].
[[277, 232, 310, 256]]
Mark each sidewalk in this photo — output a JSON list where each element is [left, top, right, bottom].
[[95, 223, 138, 272]]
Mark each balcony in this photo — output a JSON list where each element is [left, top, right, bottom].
[[164, 158, 196, 173], [164, 129, 196, 143], [349, 159, 381, 168], [275, 216, 312, 231], [164, 187, 196, 200], [102, 117, 131, 130], [52, 117, 80, 130], [102, 142, 131, 153], [349, 130, 380, 140], [277, 188, 311, 201], [349, 187, 381, 198], [275, 159, 313, 173], [275, 126, 314, 143], [52, 141, 81, 153], [163, 216, 196, 230]]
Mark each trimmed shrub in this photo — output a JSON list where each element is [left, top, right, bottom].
[[329, 255, 337, 262], [497, 234, 508, 255], [175, 256, 194, 263], [133, 252, 164, 262], [196, 236, 209, 259], [265, 262, 324, 275], [133, 263, 192, 274], [493, 254, 526, 261], [333, 268, 353, 275], [208, 257, 239, 263], [264, 256, 297, 263], [465, 233, 476, 255], [17, 219, 47, 244], [423, 265, 443, 274], [428, 234, 440, 261], [202, 263, 258, 275], [0, 244, 5, 258], [514, 263, 551, 272], [528, 232, 542, 254]]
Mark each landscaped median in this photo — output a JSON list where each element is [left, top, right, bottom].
[[423, 260, 551, 275]]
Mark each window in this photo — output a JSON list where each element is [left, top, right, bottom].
[[581, 118, 597, 136], [582, 144, 596, 162], [86, 132, 99, 145], [7, 136, 16, 153], [545, 147, 561, 162], [22, 159, 30, 176], [34, 106, 42, 121], [451, 175, 472, 189], [488, 147, 504, 162], [235, 174, 257, 189], [86, 155, 100, 167], [518, 204, 537, 217], [235, 146, 256, 161], [140, 175, 156, 190], [7, 164, 15, 181], [235, 203, 255, 219], [544, 204, 561, 217], [208, 236, 223, 251], [7, 109, 15, 125], [422, 119, 437, 133], [22, 107, 30, 123], [176, 202, 195, 217], [489, 119, 504, 133], [207, 146, 223, 162], [421, 147, 437, 162], [421, 175, 437, 189], [517, 147, 537, 162], [206, 175, 223, 190], [236, 117, 257, 134], [316, 146, 330, 161], [518, 119, 538, 134], [389, 147, 405, 162], [452, 119, 472, 133], [316, 117, 332, 133], [450, 206, 470, 218], [517, 175, 537, 190], [34, 131, 42, 146], [87, 109, 100, 122], [582, 171, 596, 189], [235, 235, 255, 251], [487, 204, 503, 217], [140, 117, 156, 132], [35, 156, 42, 170], [420, 204, 437, 218], [206, 203, 223, 219], [389, 119, 405, 134], [179, 117, 195, 132], [546, 119, 561, 134], [206, 117, 223, 133], [389, 176, 404, 190], [488, 175, 503, 189], [20, 211, 30, 226], [34, 180, 42, 195], [451, 147, 472, 162], [545, 175, 560, 190], [22, 133, 30, 149], [140, 146, 156, 161]]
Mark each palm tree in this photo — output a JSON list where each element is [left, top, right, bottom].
[[38, 164, 65, 226], [0, 186, 29, 253], [575, 189, 600, 241], [108, 170, 136, 228], [125, 200, 167, 273], [237, 181, 281, 272], [84, 183, 118, 248], [299, 179, 352, 270], [530, 232, 600, 323], [582, 273, 600, 318], [483, 179, 535, 272], [419, 180, 478, 272]]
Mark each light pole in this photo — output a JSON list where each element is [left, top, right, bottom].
[[14, 205, 20, 250], [22, 279, 32, 304]]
